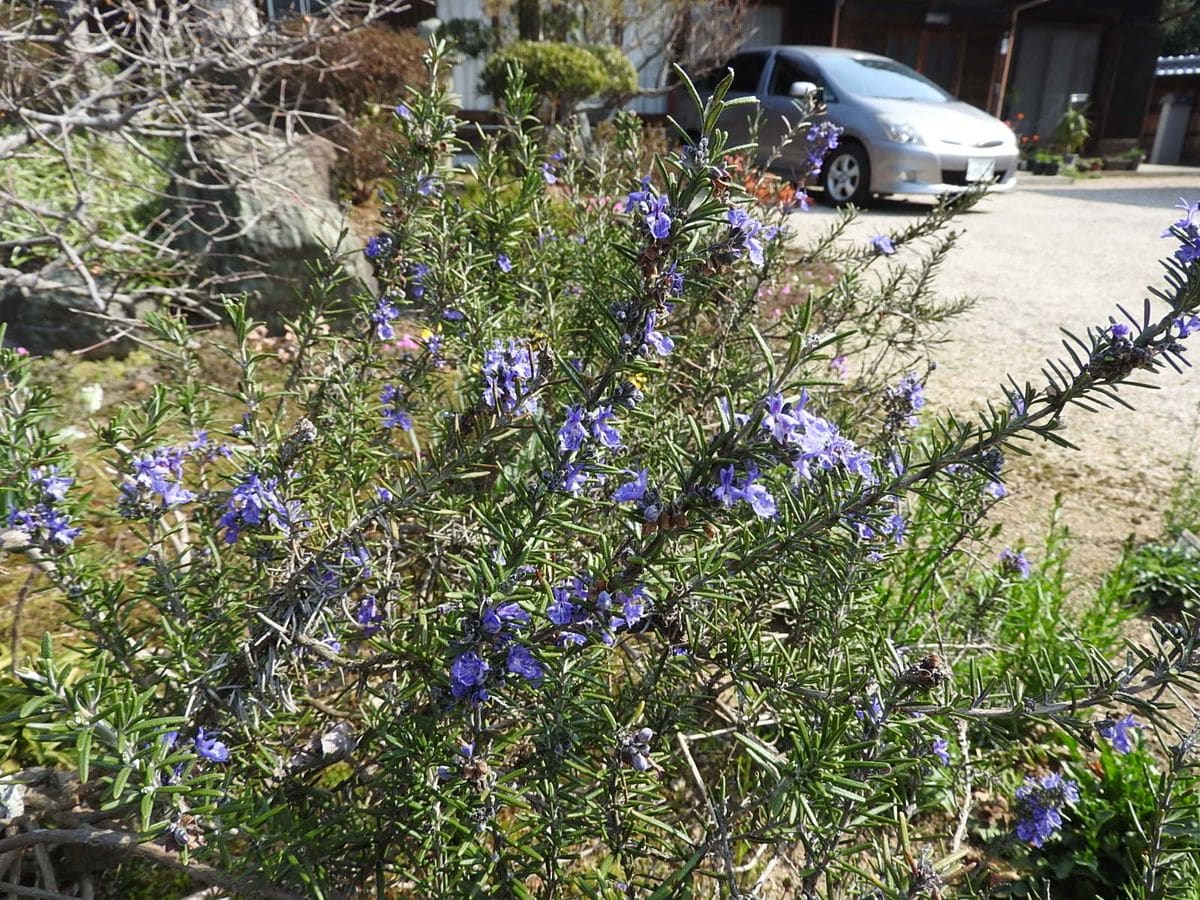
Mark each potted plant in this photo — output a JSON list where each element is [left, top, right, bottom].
[[1103, 147, 1146, 171], [1044, 153, 1062, 176], [1055, 105, 1090, 165]]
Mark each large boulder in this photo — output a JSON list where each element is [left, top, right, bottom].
[[170, 131, 376, 325], [0, 262, 152, 358]]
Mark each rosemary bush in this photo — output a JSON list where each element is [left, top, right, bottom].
[[3, 44, 1200, 898]]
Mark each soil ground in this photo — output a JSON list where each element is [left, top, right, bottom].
[[800, 169, 1200, 580]]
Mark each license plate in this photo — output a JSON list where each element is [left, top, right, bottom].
[[966, 158, 995, 182]]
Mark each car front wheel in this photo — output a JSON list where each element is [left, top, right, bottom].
[[822, 144, 871, 206]]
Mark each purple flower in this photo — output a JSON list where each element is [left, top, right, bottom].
[[442, 309, 465, 322], [365, 234, 393, 260], [31, 466, 72, 502], [884, 372, 925, 430], [931, 738, 951, 765], [380, 384, 413, 431], [450, 651, 491, 704], [643, 195, 672, 241], [1014, 772, 1079, 847], [371, 296, 400, 341], [829, 355, 849, 380], [869, 234, 896, 256], [356, 595, 385, 635], [727, 208, 765, 266], [506, 644, 544, 683], [1108, 321, 1132, 341], [624, 726, 655, 771], [395, 103, 412, 120], [1096, 714, 1140, 754], [558, 405, 587, 453], [613, 469, 649, 503], [218, 473, 304, 544], [541, 161, 557, 185], [416, 174, 442, 197], [480, 601, 530, 636], [665, 262, 684, 296], [1176, 314, 1200, 338], [482, 338, 540, 415], [8, 468, 82, 548], [560, 460, 590, 494], [194, 727, 230, 763], [589, 405, 621, 448], [496, 253, 513, 274], [120, 446, 196, 514], [643, 309, 674, 356], [999, 547, 1031, 579], [712, 464, 776, 518]]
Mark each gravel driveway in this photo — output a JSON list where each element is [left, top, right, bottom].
[[800, 171, 1200, 576]]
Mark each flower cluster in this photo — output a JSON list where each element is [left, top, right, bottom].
[[547, 576, 652, 647], [355, 595, 385, 636], [1013, 772, 1079, 847], [803, 122, 841, 180], [481, 338, 541, 414], [882, 372, 925, 431], [1163, 198, 1200, 263], [448, 600, 541, 705], [625, 177, 672, 241], [219, 473, 305, 544], [612, 300, 675, 358], [365, 234, 394, 261], [119, 446, 197, 517], [726, 208, 767, 266], [380, 385, 413, 431], [999, 547, 1031, 579], [760, 391, 876, 485], [622, 726, 656, 772], [6, 466, 82, 548], [713, 463, 777, 518]]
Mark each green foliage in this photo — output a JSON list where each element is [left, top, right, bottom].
[[1122, 540, 1200, 612], [480, 40, 637, 116], [1055, 106, 1091, 155]]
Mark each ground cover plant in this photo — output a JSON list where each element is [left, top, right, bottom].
[[3, 43, 1200, 898]]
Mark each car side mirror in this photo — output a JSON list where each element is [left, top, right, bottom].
[[789, 81, 819, 98]]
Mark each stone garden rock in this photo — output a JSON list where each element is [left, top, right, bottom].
[[170, 130, 376, 325]]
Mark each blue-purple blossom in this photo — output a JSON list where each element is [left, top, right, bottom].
[[713, 464, 777, 518], [7, 467, 82, 547], [932, 738, 951, 765], [119, 446, 197, 515], [371, 295, 400, 341], [356, 595, 385, 635], [1108, 321, 1132, 341], [407, 263, 429, 300], [395, 103, 412, 120], [869, 234, 896, 256], [624, 177, 673, 241], [194, 727, 230, 763], [643, 309, 675, 356], [480, 601, 530, 636], [999, 547, 1031, 579], [541, 161, 557, 184], [1164, 198, 1200, 264], [759, 391, 877, 484], [665, 262, 684, 296], [803, 122, 841, 178], [884, 372, 925, 430], [727, 208, 765, 266], [365, 234, 393, 260], [218, 473, 304, 544], [506, 644, 544, 683], [450, 651, 491, 704], [380, 385, 413, 430], [613, 469, 649, 503], [1096, 714, 1140, 754], [496, 253, 513, 273], [1014, 772, 1079, 847], [560, 460, 590, 494], [482, 338, 540, 414], [416, 174, 442, 197], [1175, 314, 1200, 338], [624, 726, 655, 771], [558, 405, 587, 453]]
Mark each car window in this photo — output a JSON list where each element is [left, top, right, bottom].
[[818, 55, 951, 102], [726, 51, 768, 94], [767, 57, 820, 96]]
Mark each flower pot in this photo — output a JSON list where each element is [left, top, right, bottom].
[[1044, 162, 1060, 176], [1031, 160, 1047, 175]]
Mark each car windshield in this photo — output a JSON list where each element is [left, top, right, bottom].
[[818, 56, 951, 102]]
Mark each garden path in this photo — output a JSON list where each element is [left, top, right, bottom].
[[803, 172, 1200, 580]]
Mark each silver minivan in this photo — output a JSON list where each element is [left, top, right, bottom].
[[688, 46, 1020, 206]]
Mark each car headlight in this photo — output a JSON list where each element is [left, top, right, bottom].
[[883, 120, 923, 145]]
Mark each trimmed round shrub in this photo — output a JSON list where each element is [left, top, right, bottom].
[[481, 40, 637, 116]]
